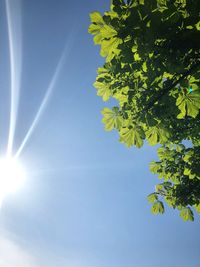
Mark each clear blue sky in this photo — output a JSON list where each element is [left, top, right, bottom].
[[0, 1, 199, 266]]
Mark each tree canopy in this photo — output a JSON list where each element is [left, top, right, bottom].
[[88, 0, 200, 221]]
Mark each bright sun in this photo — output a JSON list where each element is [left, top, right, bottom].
[[0, 157, 26, 201]]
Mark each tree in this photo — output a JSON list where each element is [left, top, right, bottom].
[[88, 0, 200, 221]]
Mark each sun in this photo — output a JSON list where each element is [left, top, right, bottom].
[[0, 156, 26, 201]]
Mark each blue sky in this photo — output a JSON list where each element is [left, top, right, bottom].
[[0, 0, 199, 266]]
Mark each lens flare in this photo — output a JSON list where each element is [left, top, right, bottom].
[[5, 0, 22, 156], [0, 157, 26, 205], [15, 29, 76, 158]]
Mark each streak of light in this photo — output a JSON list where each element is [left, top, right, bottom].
[[5, 0, 22, 157], [15, 32, 75, 159]]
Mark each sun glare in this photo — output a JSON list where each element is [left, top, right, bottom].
[[0, 157, 26, 201]]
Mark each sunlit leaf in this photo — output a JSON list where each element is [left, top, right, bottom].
[[120, 125, 144, 148], [176, 91, 200, 118], [100, 25, 117, 39], [151, 201, 165, 214], [90, 11, 104, 25], [195, 203, 200, 213], [149, 161, 160, 173], [180, 207, 194, 221], [147, 193, 158, 203], [93, 81, 111, 101], [146, 125, 170, 145], [101, 107, 123, 131]]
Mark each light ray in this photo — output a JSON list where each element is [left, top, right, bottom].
[[15, 34, 75, 158], [5, 0, 22, 157]]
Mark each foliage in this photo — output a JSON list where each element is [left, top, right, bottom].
[[150, 144, 200, 220], [89, 0, 200, 221]]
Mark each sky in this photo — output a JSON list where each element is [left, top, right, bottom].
[[0, 0, 199, 267]]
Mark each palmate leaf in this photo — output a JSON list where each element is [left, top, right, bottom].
[[88, 24, 103, 44], [149, 161, 160, 173], [113, 86, 129, 107], [176, 90, 200, 118], [88, 12, 104, 40], [100, 37, 122, 61], [93, 33, 103, 45], [155, 184, 163, 192], [157, 146, 175, 161], [147, 193, 158, 203], [151, 201, 165, 214], [88, 24, 102, 35], [101, 107, 123, 131], [119, 125, 144, 148], [93, 81, 111, 101], [180, 207, 194, 222], [100, 25, 117, 39], [146, 124, 170, 145], [89, 11, 104, 25]]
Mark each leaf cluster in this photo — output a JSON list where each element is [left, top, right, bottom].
[[89, 0, 200, 221], [148, 144, 200, 221]]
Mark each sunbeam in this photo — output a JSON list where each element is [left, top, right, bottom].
[[5, 0, 22, 157], [15, 32, 75, 158]]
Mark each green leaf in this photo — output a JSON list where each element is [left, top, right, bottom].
[[119, 125, 144, 148], [155, 184, 163, 192], [157, 147, 174, 161], [147, 193, 158, 203], [93, 81, 111, 101], [90, 11, 104, 25], [131, 45, 137, 53], [100, 25, 117, 39], [149, 161, 160, 173], [93, 33, 103, 44], [180, 207, 194, 221], [134, 53, 141, 61], [189, 173, 196, 179], [183, 150, 194, 162], [113, 86, 129, 107], [151, 201, 165, 214], [88, 24, 101, 35], [183, 168, 191, 176], [111, 0, 124, 13], [100, 37, 122, 61], [186, 25, 193, 29], [195, 21, 200, 31], [146, 125, 170, 145], [142, 62, 147, 72], [157, 0, 167, 12], [101, 107, 123, 131], [176, 91, 200, 118], [104, 11, 119, 19], [194, 203, 200, 213], [139, 0, 144, 5], [176, 144, 185, 152]]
